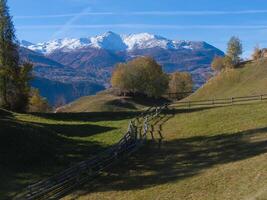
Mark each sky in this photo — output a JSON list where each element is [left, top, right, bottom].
[[9, 0, 267, 57]]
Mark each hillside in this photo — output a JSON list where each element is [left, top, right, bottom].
[[64, 101, 267, 200], [187, 59, 267, 101], [0, 109, 132, 199], [57, 90, 169, 113]]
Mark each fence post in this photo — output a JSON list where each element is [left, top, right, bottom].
[[155, 107, 159, 117], [231, 97, 234, 105], [188, 101, 191, 108], [143, 117, 148, 139], [260, 95, 263, 101], [150, 124, 155, 141]]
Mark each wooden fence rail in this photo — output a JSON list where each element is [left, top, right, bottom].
[[16, 104, 169, 200], [171, 94, 267, 109]]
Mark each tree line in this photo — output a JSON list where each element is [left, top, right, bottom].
[[211, 36, 267, 72], [0, 0, 50, 112], [111, 57, 193, 98]]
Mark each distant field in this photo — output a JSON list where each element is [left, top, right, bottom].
[[64, 102, 267, 200], [0, 110, 134, 199], [188, 59, 267, 101]]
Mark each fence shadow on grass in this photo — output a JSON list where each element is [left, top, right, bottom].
[[77, 126, 267, 195], [0, 115, 114, 200]]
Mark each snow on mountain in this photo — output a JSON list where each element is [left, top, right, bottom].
[[21, 32, 204, 54], [22, 38, 91, 54], [123, 33, 170, 49], [90, 31, 127, 51]]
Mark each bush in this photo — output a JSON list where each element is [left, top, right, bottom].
[[211, 56, 234, 72], [211, 56, 225, 72], [252, 46, 262, 60]]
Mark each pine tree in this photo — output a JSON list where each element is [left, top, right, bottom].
[[0, 0, 19, 108], [0, 0, 32, 111]]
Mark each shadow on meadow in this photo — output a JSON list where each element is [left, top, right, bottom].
[[34, 122, 116, 138], [33, 111, 140, 122], [77, 126, 267, 195], [0, 111, 119, 200]]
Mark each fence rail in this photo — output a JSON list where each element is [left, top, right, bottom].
[[16, 104, 169, 200], [171, 94, 267, 108]]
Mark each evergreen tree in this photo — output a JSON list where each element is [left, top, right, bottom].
[[0, 0, 32, 111]]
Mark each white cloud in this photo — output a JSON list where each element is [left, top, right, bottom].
[[17, 24, 267, 30], [50, 6, 92, 39], [14, 10, 267, 19]]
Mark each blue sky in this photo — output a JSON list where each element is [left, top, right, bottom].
[[9, 0, 267, 57]]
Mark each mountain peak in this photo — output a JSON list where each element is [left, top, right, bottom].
[[90, 31, 127, 51], [21, 32, 213, 54]]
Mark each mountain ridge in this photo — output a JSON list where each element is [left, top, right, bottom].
[[21, 31, 215, 54]]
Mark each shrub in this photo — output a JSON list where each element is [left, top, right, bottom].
[[252, 46, 262, 60]]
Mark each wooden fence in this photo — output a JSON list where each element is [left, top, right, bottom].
[[16, 104, 169, 200], [171, 94, 267, 109], [165, 92, 193, 100]]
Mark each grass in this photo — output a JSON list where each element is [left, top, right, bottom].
[[64, 102, 267, 200], [188, 59, 267, 101], [58, 90, 169, 113], [3, 60, 267, 199], [0, 109, 134, 199]]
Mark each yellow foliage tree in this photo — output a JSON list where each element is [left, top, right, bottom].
[[111, 57, 169, 98], [28, 89, 51, 113], [168, 72, 193, 95], [252, 46, 262, 60], [211, 56, 225, 72]]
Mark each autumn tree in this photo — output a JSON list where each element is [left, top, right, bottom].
[[168, 72, 193, 94], [28, 88, 51, 113], [252, 46, 262, 60], [111, 57, 169, 98], [111, 63, 129, 95], [227, 36, 243, 65], [211, 56, 225, 72]]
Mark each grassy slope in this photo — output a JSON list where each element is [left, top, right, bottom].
[[57, 90, 168, 113], [188, 59, 267, 101], [65, 102, 267, 200], [0, 109, 133, 199], [3, 60, 267, 199]]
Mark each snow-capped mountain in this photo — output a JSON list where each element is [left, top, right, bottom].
[[20, 31, 224, 105], [22, 31, 204, 54]]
